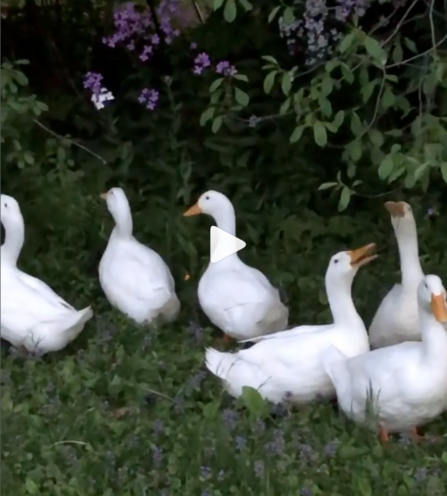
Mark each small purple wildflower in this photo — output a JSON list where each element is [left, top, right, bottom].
[[151, 34, 160, 45], [138, 88, 159, 110], [189, 320, 204, 342], [153, 419, 165, 434], [200, 466, 212, 480], [415, 468, 428, 482], [222, 408, 239, 431], [193, 52, 211, 75], [298, 442, 318, 463], [254, 460, 265, 478], [251, 419, 266, 434], [215, 60, 237, 77], [235, 436, 247, 451], [323, 440, 339, 457], [190, 41, 198, 49], [188, 371, 207, 390], [301, 487, 314, 496], [152, 446, 163, 466], [217, 469, 225, 481], [266, 430, 286, 455]]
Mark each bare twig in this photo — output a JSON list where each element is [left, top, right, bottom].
[[382, 0, 420, 47], [33, 119, 107, 165], [386, 33, 447, 68], [429, 0, 437, 56]]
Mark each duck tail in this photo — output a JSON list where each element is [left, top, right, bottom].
[[61, 306, 94, 336], [205, 347, 239, 380]]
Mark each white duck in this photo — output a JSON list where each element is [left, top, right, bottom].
[[369, 201, 424, 349], [1, 194, 93, 354], [323, 274, 447, 442], [99, 187, 180, 324], [183, 191, 288, 342], [204, 244, 376, 403]]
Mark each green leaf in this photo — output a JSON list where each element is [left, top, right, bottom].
[[378, 155, 394, 180], [233, 74, 248, 82], [281, 72, 292, 96], [340, 32, 356, 53], [23, 152, 34, 165], [363, 37, 387, 65], [212, 115, 223, 133], [223, 0, 237, 22], [338, 187, 351, 212], [325, 60, 339, 73], [321, 75, 334, 97], [381, 87, 395, 109], [238, 0, 252, 11], [332, 110, 345, 130], [356, 476, 372, 496], [25, 478, 39, 494], [213, 0, 225, 9], [440, 162, 447, 183], [234, 87, 249, 106], [350, 112, 363, 136], [200, 107, 215, 126], [318, 182, 338, 191], [392, 43, 403, 64], [369, 129, 384, 147], [279, 97, 291, 115], [404, 38, 417, 53], [268, 5, 280, 22], [261, 55, 278, 65], [14, 70, 29, 86], [283, 6, 294, 24], [313, 121, 327, 147], [209, 78, 224, 93], [290, 125, 305, 143], [35, 101, 49, 111], [241, 386, 267, 417], [340, 63, 354, 84], [349, 140, 362, 162], [263, 71, 277, 94]]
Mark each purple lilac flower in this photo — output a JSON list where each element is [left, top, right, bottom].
[[139, 45, 153, 62], [190, 42, 197, 49], [200, 466, 212, 480], [152, 446, 163, 466], [138, 88, 159, 110], [235, 436, 247, 451], [83, 72, 103, 94], [193, 52, 211, 75], [222, 408, 239, 431], [323, 440, 339, 457], [153, 419, 165, 434], [301, 487, 313, 496], [157, 0, 182, 44], [216, 61, 237, 77]]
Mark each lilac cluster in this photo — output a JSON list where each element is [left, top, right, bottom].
[[138, 88, 159, 110], [83, 72, 114, 110], [192, 52, 237, 79], [278, 0, 372, 65], [102, 1, 181, 54]]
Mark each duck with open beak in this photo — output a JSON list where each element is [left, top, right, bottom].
[[348, 243, 377, 268]]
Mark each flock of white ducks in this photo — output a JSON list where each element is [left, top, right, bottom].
[[1, 190, 446, 442]]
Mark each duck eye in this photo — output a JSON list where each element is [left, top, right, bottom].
[[334, 259, 339, 264], [205, 196, 210, 200]]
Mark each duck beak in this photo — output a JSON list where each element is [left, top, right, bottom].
[[431, 294, 447, 323], [100, 192, 108, 200], [183, 202, 202, 217], [348, 243, 377, 267], [384, 201, 406, 218]]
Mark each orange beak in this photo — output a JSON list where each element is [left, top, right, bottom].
[[384, 201, 407, 217], [100, 192, 108, 200], [348, 243, 377, 267], [183, 202, 202, 217], [431, 293, 447, 323]]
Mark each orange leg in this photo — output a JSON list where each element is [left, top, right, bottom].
[[410, 426, 424, 441], [379, 425, 390, 443]]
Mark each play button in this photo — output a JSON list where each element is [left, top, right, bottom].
[[210, 226, 246, 263]]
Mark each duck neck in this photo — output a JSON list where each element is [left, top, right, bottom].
[[111, 205, 133, 239], [419, 310, 447, 364], [395, 220, 424, 288], [211, 204, 239, 266], [326, 273, 363, 327], [1, 216, 24, 266]]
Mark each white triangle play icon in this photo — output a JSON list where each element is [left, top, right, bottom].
[[210, 226, 246, 264]]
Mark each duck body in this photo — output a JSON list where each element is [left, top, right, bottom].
[[0, 194, 93, 354], [99, 188, 180, 324], [204, 244, 376, 403], [369, 201, 424, 349], [324, 275, 447, 437], [184, 191, 288, 341]]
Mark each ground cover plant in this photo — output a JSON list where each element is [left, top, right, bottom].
[[1, 0, 447, 494]]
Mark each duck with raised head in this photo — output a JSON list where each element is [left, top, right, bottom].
[[323, 274, 447, 442], [203, 244, 376, 404], [369, 201, 425, 349], [99, 187, 180, 324], [1, 194, 93, 354], [183, 191, 289, 343]]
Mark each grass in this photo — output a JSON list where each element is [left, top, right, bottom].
[[1, 199, 447, 496]]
